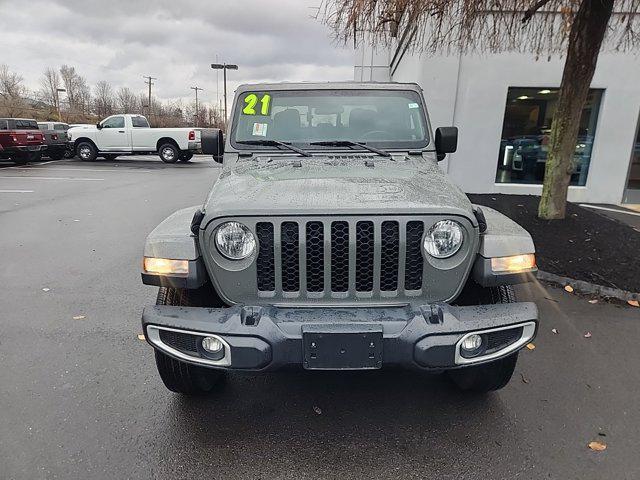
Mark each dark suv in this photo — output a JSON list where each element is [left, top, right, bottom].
[[38, 121, 70, 160], [0, 118, 46, 164]]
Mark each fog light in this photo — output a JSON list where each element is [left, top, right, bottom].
[[491, 254, 536, 273], [202, 336, 224, 353], [461, 334, 483, 353], [143, 257, 189, 276]]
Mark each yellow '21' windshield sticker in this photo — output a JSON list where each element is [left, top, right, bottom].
[[243, 93, 272, 115]]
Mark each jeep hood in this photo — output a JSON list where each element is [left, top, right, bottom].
[[203, 156, 474, 220]]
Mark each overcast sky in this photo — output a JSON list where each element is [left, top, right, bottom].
[[0, 0, 354, 107]]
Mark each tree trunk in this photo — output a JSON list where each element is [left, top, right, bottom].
[[538, 0, 614, 220]]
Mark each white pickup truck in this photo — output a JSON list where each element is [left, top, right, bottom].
[[67, 114, 201, 163]]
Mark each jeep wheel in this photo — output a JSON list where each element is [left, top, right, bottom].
[[448, 283, 519, 392], [159, 143, 179, 163], [153, 286, 226, 395], [447, 353, 518, 393], [179, 151, 194, 162], [48, 151, 65, 161], [76, 141, 97, 162]]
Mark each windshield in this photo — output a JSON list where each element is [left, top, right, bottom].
[[232, 89, 429, 151]]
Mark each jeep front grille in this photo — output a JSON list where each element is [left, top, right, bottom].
[[255, 218, 425, 296], [203, 215, 476, 306]]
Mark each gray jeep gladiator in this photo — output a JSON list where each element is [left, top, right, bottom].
[[141, 82, 538, 395]]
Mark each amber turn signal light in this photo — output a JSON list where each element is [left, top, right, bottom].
[[491, 254, 536, 273], [143, 257, 189, 276]]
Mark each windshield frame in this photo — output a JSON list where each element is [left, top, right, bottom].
[[228, 88, 431, 154]]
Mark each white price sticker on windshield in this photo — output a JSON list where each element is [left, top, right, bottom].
[[408, 103, 420, 109], [252, 123, 268, 137]]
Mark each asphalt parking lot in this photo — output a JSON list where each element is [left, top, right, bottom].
[[1, 155, 639, 479]]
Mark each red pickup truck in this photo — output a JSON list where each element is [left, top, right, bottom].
[[0, 118, 47, 164]]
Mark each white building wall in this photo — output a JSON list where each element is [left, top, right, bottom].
[[357, 43, 640, 204]]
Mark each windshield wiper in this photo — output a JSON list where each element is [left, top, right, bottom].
[[237, 140, 312, 157], [309, 140, 391, 158]]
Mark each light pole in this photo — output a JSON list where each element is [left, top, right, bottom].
[[210, 63, 238, 121], [190, 86, 203, 126], [56, 88, 66, 121]]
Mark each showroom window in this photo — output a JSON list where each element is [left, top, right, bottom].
[[495, 88, 603, 186]]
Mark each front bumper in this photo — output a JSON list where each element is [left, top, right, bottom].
[[142, 302, 538, 371]]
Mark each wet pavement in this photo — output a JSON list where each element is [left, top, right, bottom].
[[1, 156, 639, 479]]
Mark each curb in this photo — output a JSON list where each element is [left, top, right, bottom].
[[537, 270, 640, 302]]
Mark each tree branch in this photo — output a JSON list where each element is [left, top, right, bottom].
[[522, 0, 553, 23]]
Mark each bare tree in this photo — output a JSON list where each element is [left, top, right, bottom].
[[324, 0, 640, 219], [39, 67, 61, 108], [0, 64, 28, 117], [93, 80, 114, 118], [116, 87, 140, 113], [59, 65, 92, 115]]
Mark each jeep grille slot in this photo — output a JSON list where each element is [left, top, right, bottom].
[[253, 218, 429, 298], [355, 221, 374, 291], [281, 222, 300, 292], [306, 221, 324, 292], [405, 221, 424, 290], [256, 222, 275, 291], [330, 221, 350, 292], [380, 221, 400, 291]]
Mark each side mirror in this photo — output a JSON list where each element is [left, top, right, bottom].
[[201, 128, 224, 163], [435, 127, 458, 161], [96, 123, 103, 130]]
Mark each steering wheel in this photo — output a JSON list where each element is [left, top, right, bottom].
[[360, 130, 393, 141]]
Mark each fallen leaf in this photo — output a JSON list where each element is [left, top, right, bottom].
[[313, 406, 322, 415], [526, 343, 536, 350], [552, 328, 558, 334], [588, 441, 607, 451], [584, 332, 592, 338], [520, 373, 529, 384], [137, 334, 146, 341], [628, 300, 639, 308], [72, 315, 86, 320], [42, 287, 50, 292], [588, 299, 598, 304], [564, 285, 574, 293]]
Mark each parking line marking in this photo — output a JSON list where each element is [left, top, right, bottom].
[[15, 167, 154, 173], [0, 176, 104, 181], [0, 189, 34, 193], [579, 203, 640, 217]]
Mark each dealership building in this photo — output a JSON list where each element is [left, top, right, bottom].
[[355, 39, 640, 205]]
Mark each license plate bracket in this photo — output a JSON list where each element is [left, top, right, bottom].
[[302, 324, 383, 370]]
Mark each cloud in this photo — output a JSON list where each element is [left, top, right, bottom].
[[0, 0, 354, 107]]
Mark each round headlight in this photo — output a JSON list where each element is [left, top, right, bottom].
[[215, 222, 256, 260], [424, 220, 464, 258]]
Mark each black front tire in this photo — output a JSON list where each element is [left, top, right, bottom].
[[48, 151, 65, 161], [447, 353, 518, 393], [158, 143, 179, 163], [153, 286, 226, 395], [154, 350, 225, 395], [448, 283, 519, 392], [76, 141, 98, 162]]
